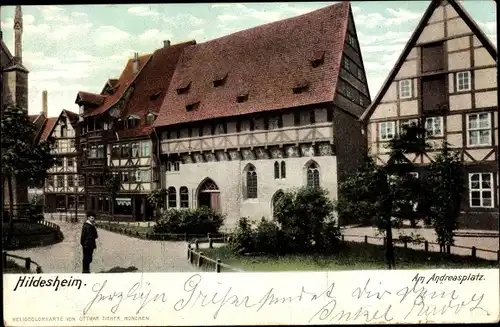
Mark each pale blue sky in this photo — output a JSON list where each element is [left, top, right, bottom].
[[0, 1, 497, 117]]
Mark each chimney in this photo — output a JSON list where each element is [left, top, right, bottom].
[[132, 52, 139, 74], [42, 90, 48, 116], [163, 40, 171, 48]]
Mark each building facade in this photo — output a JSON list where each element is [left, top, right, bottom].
[[361, 0, 498, 230], [75, 40, 194, 221], [153, 2, 370, 228]]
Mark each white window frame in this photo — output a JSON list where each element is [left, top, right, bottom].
[[379, 121, 396, 141], [425, 116, 444, 137], [467, 113, 491, 147], [456, 71, 471, 92], [399, 79, 412, 99], [469, 173, 494, 208]]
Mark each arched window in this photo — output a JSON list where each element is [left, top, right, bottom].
[[246, 165, 258, 198], [280, 161, 286, 179], [274, 161, 280, 179], [168, 187, 177, 208], [306, 162, 320, 189], [180, 186, 189, 208]]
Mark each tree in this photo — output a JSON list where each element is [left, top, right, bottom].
[[146, 188, 167, 220], [273, 186, 336, 253], [336, 123, 430, 269], [426, 142, 464, 252], [1, 106, 56, 245], [104, 174, 121, 217], [335, 155, 385, 227]]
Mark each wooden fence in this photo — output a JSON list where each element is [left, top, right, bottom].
[[37, 219, 61, 231], [342, 234, 500, 262], [187, 238, 243, 273], [3, 251, 43, 273]]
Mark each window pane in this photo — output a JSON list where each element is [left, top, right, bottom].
[[274, 162, 280, 179], [482, 196, 492, 207], [479, 113, 490, 128], [479, 130, 490, 144], [468, 115, 478, 129], [469, 131, 479, 145]]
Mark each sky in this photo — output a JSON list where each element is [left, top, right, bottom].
[[0, 1, 497, 118]]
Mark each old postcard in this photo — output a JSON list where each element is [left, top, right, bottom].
[[2, 0, 499, 325]]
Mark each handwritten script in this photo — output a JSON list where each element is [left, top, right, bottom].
[[82, 273, 491, 323]]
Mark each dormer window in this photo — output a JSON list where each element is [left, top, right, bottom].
[[116, 118, 124, 130], [213, 73, 228, 88], [146, 112, 156, 125], [310, 51, 325, 68], [126, 115, 140, 129], [186, 101, 200, 112], [149, 91, 161, 101], [293, 81, 309, 94], [237, 93, 249, 103], [176, 81, 191, 95]]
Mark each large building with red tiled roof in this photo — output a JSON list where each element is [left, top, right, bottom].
[[153, 2, 370, 227], [75, 40, 194, 220]]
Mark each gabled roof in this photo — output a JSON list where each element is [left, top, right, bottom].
[[76, 53, 152, 118], [154, 2, 351, 128], [108, 41, 196, 140], [360, 0, 497, 122], [62, 109, 79, 124], [100, 78, 119, 95], [39, 117, 58, 142]]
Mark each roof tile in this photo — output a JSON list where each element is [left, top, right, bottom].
[[154, 2, 350, 128]]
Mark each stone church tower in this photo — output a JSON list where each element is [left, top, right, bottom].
[[1, 5, 29, 112], [1, 6, 30, 214]]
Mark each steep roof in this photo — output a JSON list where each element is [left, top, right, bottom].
[[63, 109, 79, 124], [360, 0, 497, 122], [117, 40, 196, 139], [76, 54, 152, 117], [39, 117, 57, 141], [154, 2, 350, 128]]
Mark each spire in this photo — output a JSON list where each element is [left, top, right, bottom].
[[14, 6, 23, 64]]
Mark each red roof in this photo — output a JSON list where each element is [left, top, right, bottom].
[[76, 91, 105, 106], [77, 54, 152, 117], [154, 2, 350, 128], [40, 117, 57, 141], [116, 41, 196, 139]]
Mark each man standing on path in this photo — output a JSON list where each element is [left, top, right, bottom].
[[80, 211, 98, 273]]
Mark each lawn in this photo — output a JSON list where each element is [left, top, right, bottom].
[[202, 242, 499, 271], [4, 259, 31, 274]]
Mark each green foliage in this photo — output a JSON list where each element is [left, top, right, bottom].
[[228, 188, 341, 256], [426, 142, 464, 249], [229, 217, 256, 255], [274, 187, 336, 253], [1, 106, 56, 188], [254, 217, 282, 253], [147, 189, 167, 218], [335, 124, 433, 269], [335, 155, 385, 226], [154, 207, 225, 234]]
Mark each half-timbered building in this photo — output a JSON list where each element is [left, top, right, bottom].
[[153, 2, 370, 227], [75, 40, 194, 221], [360, 0, 498, 230]]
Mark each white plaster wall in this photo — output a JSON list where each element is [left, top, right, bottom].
[[164, 155, 338, 228]]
